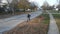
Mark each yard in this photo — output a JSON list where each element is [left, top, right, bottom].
[[53, 14, 60, 32], [3, 14, 50, 34]]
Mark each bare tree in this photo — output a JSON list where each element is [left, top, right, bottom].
[[30, 2, 37, 11], [41, 1, 50, 10], [56, 0, 60, 12], [17, 0, 31, 12], [8, 0, 19, 15]]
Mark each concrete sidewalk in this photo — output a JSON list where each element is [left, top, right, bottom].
[[47, 11, 59, 34]]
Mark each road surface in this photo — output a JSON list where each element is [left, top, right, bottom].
[[0, 11, 42, 33]]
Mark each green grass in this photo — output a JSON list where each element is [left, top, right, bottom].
[[53, 14, 60, 18], [35, 14, 50, 34], [40, 14, 50, 34], [43, 10, 60, 14], [53, 14, 60, 32], [49, 10, 60, 13], [41, 14, 50, 24]]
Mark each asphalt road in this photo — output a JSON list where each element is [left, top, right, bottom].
[[0, 11, 42, 33]]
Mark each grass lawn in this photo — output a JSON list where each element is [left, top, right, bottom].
[[42, 10, 60, 14], [48, 10, 60, 13], [39, 14, 50, 34], [53, 14, 60, 32], [49, 10, 58, 13], [3, 14, 49, 34]]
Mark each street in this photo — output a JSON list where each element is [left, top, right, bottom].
[[0, 11, 42, 33]]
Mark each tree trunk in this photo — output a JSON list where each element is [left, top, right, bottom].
[[12, 8, 15, 15]]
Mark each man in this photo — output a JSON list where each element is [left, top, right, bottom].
[[27, 14, 31, 22]]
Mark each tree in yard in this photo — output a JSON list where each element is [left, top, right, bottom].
[[9, 0, 19, 15], [41, 1, 55, 10], [56, 0, 60, 12], [17, 0, 37, 12], [17, 0, 31, 12], [56, 4, 60, 13], [48, 5, 55, 10], [41, 1, 50, 10], [29, 2, 37, 11]]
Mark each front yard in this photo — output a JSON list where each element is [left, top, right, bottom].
[[3, 14, 50, 34], [53, 14, 60, 32]]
